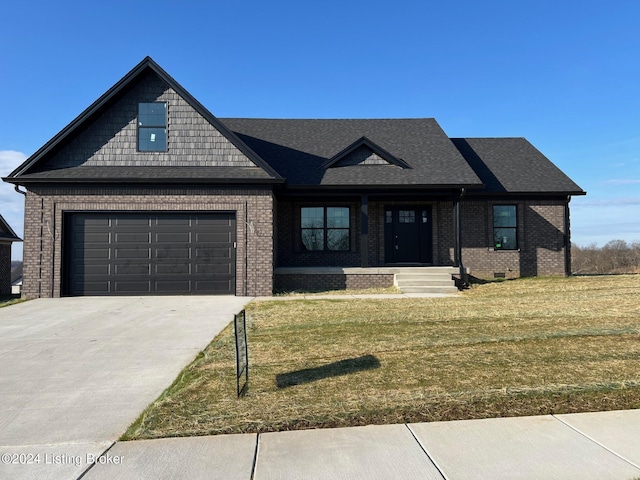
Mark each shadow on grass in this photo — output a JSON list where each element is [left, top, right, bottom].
[[276, 355, 381, 388]]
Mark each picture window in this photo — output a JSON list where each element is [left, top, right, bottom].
[[301, 207, 350, 251]]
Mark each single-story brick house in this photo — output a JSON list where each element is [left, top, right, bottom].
[[3, 57, 585, 298], [0, 214, 21, 295]]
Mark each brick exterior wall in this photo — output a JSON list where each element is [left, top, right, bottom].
[[0, 244, 11, 295], [21, 186, 274, 299], [275, 273, 394, 292], [277, 197, 456, 269], [460, 198, 569, 278], [275, 196, 570, 289]]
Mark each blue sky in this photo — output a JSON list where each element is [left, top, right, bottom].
[[2, 0, 639, 260]]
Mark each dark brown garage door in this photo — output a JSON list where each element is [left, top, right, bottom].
[[64, 212, 236, 296]]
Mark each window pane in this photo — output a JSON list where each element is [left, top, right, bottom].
[[138, 127, 167, 151], [385, 211, 392, 224], [327, 229, 349, 250], [327, 207, 349, 228], [493, 205, 516, 227], [302, 229, 324, 250], [494, 228, 517, 250], [301, 207, 324, 228], [399, 210, 415, 223], [138, 102, 166, 127]]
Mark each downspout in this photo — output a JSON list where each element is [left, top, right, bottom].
[[564, 195, 572, 276], [456, 188, 468, 287]]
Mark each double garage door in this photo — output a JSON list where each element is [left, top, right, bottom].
[[64, 212, 236, 296]]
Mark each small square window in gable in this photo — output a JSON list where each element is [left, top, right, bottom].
[[138, 102, 167, 152]]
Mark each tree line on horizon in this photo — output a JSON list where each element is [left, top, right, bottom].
[[571, 240, 640, 275]]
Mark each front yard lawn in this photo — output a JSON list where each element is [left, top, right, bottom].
[[123, 275, 640, 440]]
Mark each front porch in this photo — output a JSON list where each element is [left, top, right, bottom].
[[274, 266, 459, 294]]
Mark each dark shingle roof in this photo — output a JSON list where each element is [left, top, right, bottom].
[[451, 138, 584, 194], [220, 118, 483, 188], [0, 214, 21, 242]]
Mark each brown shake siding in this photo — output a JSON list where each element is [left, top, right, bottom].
[[21, 186, 274, 299]]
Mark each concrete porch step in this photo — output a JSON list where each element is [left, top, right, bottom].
[[393, 267, 458, 294], [395, 279, 455, 287], [400, 285, 459, 294], [395, 274, 454, 283]]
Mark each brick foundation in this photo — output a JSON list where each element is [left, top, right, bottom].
[[275, 273, 394, 293]]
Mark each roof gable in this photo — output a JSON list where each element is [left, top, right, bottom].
[[321, 136, 411, 169], [223, 118, 483, 188], [6, 57, 281, 183]]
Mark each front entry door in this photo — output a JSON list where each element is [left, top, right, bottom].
[[384, 207, 433, 264]]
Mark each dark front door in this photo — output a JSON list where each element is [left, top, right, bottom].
[[384, 207, 433, 264]]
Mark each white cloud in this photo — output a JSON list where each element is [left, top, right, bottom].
[[0, 150, 28, 260]]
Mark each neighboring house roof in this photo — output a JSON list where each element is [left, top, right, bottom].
[[451, 138, 584, 195], [221, 118, 483, 189], [0, 214, 21, 243], [11, 263, 22, 284]]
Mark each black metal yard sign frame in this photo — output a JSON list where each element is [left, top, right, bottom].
[[234, 309, 248, 397]]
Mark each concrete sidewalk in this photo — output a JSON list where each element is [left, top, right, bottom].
[[78, 409, 640, 480]]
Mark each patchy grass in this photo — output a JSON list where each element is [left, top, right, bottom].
[[0, 295, 25, 308], [123, 275, 640, 440]]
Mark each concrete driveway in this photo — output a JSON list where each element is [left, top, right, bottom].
[[0, 295, 252, 480]]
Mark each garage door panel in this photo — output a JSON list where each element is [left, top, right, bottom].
[[155, 217, 191, 226], [65, 212, 236, 296], [74, 281, 111, 294], [80, 217, 110, 227], [115, 232, 151, 243], [195, 247, 232, 259], [196, 232, 232, 242], [156, 247, 191, 259], [156, 232, 191, 243], [155, 281, 191, 293], [196, 264, 232, 274], [196, 280, 234, 292], [73, 264, 110, 275], [156, 264, 191, 275], [115, 264, 151, 275], [77, 232, 111, 243], [115, 248, 152, 259], [196, 217, 233, 226], [114, 282, 152, 293], [115, 217, 151, 226], [84, 248, 111, 259]]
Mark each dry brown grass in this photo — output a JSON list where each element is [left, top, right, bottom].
[[123, 275, 640, 440], [0, 295, 25, 308]]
